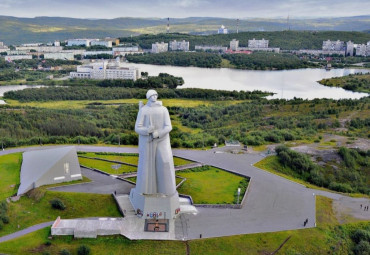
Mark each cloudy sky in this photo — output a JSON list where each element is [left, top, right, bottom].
[[0, 0, 369, 19]]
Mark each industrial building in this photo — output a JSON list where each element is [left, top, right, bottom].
[[169, 40, 189, 51], [152, 42, 168, 53], [17, 147, 82, 195]]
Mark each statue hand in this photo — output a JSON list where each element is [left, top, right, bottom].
[[147, 126, 154, 134], [152, 130, 159, 139]]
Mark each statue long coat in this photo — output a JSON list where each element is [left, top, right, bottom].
[[134, 101, 176, 195]]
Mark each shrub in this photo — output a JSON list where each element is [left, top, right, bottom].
[[353, 240, 370, 255], [351, 229, 370, 244], [0, 220, 3, 230], [59, 249, 71, 255], [50, 198, 66, 210], [77, 245, 91, 255], [1, 215, 9, 224], [0, 201, 7, 213]]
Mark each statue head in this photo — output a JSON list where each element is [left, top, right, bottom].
[[146, 90, 158, 102]]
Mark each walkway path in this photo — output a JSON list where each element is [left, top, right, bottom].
[[0, 221, 54, 243]]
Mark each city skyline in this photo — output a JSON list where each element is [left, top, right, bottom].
[[0, 0, 369, 19]]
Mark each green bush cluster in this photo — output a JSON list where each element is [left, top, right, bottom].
[[275, 145, 370, 194], [0, 200, 9, 230], [50, 198, 66, 210], [351, 229, 370, 255]]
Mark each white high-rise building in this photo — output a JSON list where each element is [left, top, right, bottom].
[[346, 41, 354, 56], [355, 42, 370, 56], [152, 42, 168, 53], [322, 40, 345, 51], [169, 40, 189, 51], [248, 38, 269, 48], [230, 39, 239, 51]]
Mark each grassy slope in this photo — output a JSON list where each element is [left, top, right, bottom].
[[176, 167, 245, 204], [0, 190, 121, 237], [0, 153, 22, 200], [0, 196, 368, 255]]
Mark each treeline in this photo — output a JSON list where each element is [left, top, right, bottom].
[[4, 87, 270, 102], [119, 31, 370, 51], [276, 145, 369, 194], [223, 52, 318, 70], [125, 51, 318, 70], [97, 73, 184, 89], [126, 52, 222, 68]]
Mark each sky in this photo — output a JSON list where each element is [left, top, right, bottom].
[[0, 0, 369, 19]]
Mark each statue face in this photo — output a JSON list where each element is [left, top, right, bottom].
[[149, 94, 158, 102]]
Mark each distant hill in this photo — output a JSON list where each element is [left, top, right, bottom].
[[0, 15, 369, 45]]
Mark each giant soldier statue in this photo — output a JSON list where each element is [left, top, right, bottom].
[[130, 90, 180, 219]]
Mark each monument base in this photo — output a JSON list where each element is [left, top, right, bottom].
[[129, 188, 181, 219]]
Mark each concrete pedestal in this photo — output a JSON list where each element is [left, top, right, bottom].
[[130, 188, 181, 219]]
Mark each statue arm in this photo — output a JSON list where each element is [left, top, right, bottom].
[[156, 108, 172, 138], [135, 109, 152, 136]]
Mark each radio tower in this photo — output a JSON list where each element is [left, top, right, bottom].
[[237, 19, 239, 34], [167, 17, 170, 33], [287, 15, 290, 30]]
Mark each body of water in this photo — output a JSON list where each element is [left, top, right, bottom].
[[124, 63, 369, 100], [0, 67, 369, 102]]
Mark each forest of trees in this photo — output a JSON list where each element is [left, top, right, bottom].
[[223, 52, 318, 70], [125, 51, 318, 70]]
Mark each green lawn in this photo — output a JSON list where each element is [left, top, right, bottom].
[[78, 157, 138, 174], [78, 152, 194, 167], [0, 196, 368, 255], [176, 167, 247, 204], [0, 153, 22, 200], [0, 190, 121, 238]]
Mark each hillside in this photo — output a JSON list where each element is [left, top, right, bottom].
[[0, 15, 369, 45]]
